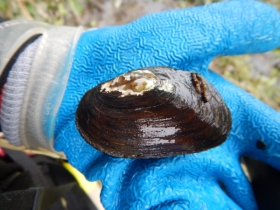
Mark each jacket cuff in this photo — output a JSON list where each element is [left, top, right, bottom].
[[0, 20, 83, 157]]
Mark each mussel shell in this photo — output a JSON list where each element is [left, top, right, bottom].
[[76, 66, 232, 158]]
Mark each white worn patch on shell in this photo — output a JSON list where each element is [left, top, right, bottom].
[[158, 80, 174, 92], [100, 69, 174, 97]]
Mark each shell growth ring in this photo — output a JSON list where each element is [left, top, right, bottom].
[[76, 66, 232, 159]]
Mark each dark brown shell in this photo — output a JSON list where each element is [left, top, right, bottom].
[[76, 66, 232, 158]]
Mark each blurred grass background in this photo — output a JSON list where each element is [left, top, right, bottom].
[[0, 0, 279, 111]]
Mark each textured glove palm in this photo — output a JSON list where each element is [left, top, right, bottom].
[[54, 1, 280, 209]]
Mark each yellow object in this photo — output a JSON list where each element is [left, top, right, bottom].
[[62, 161, 98, 193]]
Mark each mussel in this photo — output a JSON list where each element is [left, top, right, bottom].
[[76, 66, 232, 158]]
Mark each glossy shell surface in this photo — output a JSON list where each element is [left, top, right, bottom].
[[76, 67, 232, 158]]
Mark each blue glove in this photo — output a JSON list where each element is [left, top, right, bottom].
[[54, 1, 280, 209]]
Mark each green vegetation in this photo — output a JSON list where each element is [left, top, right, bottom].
[[0, 0, 84, 26], [211, 55, 280, 110]]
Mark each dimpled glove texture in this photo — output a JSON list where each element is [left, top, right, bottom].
[[54, 1, 280, 209]]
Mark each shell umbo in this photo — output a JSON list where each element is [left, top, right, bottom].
[[76, 66, 232, 158]]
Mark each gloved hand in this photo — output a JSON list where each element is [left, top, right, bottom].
[[7, 0, 280, 209], [53, 1, 280, 209]]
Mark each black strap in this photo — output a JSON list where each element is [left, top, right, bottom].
[[0, 183, 75, 210], [0, 188, 37, 210], [1, 149, 79, 210], [4, 148, 50, 188], [34, 183, 76, 210]]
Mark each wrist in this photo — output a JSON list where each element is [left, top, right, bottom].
[[0, 20, 83, 156]]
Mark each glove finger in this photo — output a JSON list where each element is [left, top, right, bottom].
[[219, 169, 257, 210], [111, 153, 243, 210], [55, 121, 102, 171], [214, 143, 257, 210], [54, 121, 240, 209], [109, 0, 280, 71], [240, 97, 280, 170], [206, 70, 280, 171], [66, 0, 280, 106], [57, 0, 280, 136], [151, 0, 280, 57], [148, 182, 242, 210], [54, 121, 132, 206]]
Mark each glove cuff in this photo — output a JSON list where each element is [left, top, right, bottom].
[[0, 20, 83, 157], [1, 36, 41, 147]]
